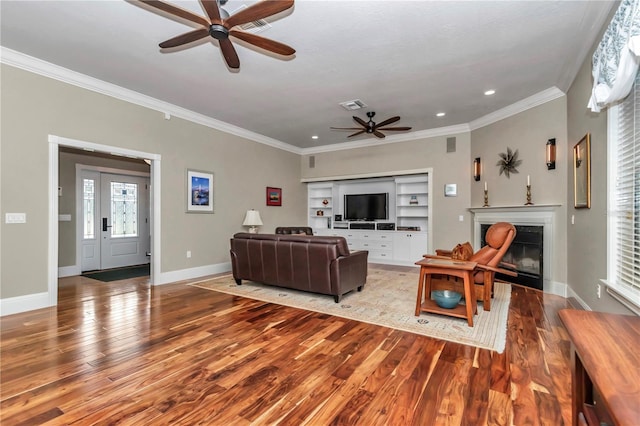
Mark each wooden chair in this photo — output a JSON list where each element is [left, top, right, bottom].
[[425, 222, 517, 311]]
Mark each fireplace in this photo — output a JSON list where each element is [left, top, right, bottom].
[[481, 224, 543, 290], [471, 205, 559, 295]]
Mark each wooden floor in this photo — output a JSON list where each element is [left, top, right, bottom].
[[1, 265, 573, 425]]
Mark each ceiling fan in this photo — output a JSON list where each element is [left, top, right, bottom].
[[331, 112, 412, 139], [137, 0, 295, 70]]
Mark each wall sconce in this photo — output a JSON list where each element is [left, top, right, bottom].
[[473, 157, 481, 181], [546, 138, 556, 170], [242, 209, 263, 233]]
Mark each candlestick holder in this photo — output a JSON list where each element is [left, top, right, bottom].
[[483, 189, 489, 207], [525, 184, 534, 205]]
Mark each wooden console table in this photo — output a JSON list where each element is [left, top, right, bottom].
[[414, 258, 477, 326], [559, 309, 640, 426]]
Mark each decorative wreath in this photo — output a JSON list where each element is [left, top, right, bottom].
[[496, 147, 522, 178]]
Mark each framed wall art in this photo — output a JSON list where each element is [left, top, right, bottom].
[[186, 169, 213, 213], [266, 187, 282, 206], [573, 134, 591, 209]]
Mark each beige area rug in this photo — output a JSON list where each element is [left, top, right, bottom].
[[189, 266, 511, 353]]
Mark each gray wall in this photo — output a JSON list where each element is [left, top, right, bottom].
[[301, 133, 472, 251], [471, 98, 569, 285], [1, 64, 306, 300], [566, 42, 632, 314]]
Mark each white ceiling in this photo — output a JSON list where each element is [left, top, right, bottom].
[[0, 1, 614, 151]]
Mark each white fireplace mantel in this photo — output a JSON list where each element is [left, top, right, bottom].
[[469, 205, 562, 296]]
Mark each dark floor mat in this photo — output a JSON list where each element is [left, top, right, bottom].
[[82, 264, 150, 282]]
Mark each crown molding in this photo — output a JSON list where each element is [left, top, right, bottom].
[[2, 47, 565, 155], [0, 47, 303, 155], [468, 86, 566, 131]]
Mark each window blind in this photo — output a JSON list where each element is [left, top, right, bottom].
[[612, 72, 640, 297]]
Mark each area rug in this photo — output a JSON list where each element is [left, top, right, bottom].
[[189, 267, 511, 353], [82, 264, 150, 282]]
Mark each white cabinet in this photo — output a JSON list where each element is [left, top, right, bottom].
[[393, 232, 428, 265], [329, 229, 395, 263]]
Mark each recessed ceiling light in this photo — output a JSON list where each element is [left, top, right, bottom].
[[484, 89, 496, 96], [436, 112, 445, 117], [311, 135, 319, 139]]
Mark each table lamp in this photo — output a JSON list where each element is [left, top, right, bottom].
[[243, 209, 263, 233]]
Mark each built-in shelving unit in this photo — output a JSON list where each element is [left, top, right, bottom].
[[307, 174, 430, 266], [307, 182, 334, 230], [395, 175, 429, 232]]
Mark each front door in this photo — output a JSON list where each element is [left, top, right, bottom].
[[100, 173, 150, 270], [80, 171, 150, 271]]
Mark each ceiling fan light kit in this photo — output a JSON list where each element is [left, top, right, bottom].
[[331, 111, 412, 139], [137, 0, 295, 70]]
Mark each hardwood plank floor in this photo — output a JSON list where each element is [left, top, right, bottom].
[[0, 265, 572, 425]]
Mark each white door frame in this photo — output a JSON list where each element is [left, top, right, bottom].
[[76, 165, 151, 272], [49, 134, 162, 307]]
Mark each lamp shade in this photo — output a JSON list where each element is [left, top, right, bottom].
[[243, 210, 263, 226]]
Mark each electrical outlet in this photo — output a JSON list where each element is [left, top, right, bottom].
[[597, 284, 601, 299], [186, 250, 192, 258]]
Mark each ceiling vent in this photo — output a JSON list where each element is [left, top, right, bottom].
[[231, 4, 271, 34], [339, 99, 367, 111]]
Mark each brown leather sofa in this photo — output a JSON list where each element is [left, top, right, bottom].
[[229, 233, 368, 302]]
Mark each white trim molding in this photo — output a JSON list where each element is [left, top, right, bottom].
[[0, 292, 51, 317], [156, 262, 232, 285], [3, 47, 567, 156]]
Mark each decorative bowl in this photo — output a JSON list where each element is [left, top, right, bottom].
[[432, 290, 462, 309]]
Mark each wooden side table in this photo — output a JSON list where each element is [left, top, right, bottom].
[[414, 258, 478, 327], [559, 309, 640, 426]]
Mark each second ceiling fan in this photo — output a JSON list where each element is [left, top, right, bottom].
[[137, 0, 295, 70], [331, 112, 412, 139]]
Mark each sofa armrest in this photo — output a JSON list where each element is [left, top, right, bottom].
[[332, 250, 369, 295]]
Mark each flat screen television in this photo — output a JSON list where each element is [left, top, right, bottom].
[[344, 193, 388, 221]]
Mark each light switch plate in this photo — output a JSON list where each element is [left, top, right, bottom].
[[6, 213, 26, 223]]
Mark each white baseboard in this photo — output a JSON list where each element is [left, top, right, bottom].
[[566, 286, 592, 310], [155, 262, 232, 285], [544, 280, 567, 298], [59, 265, 81, 278], [0, 292, 53, 317]]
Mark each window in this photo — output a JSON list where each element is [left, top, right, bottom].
[[606, 71, 640, 314], [110, 182, 138, 238], [83, 178, 95, 239]]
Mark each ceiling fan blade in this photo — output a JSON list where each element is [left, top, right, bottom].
[[225, 0, 294, 28], [353, 116, 368, 128], [138, 0, 210, 27], [159, 28, 210, 48], [378, 127, 412, 131], [219, 38, 240, 69], [330, 127, 363, 130], [200, 0, 222, 24], [374, 116, 400, 129], [373, 131, 386, 138], [348, 130, 366, 138], [230, 30, 295, 55]]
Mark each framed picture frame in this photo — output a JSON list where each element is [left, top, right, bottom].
[[186, 169, 214, 213], [266, 187, 282, 206], [573, 133, 591, 209]]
